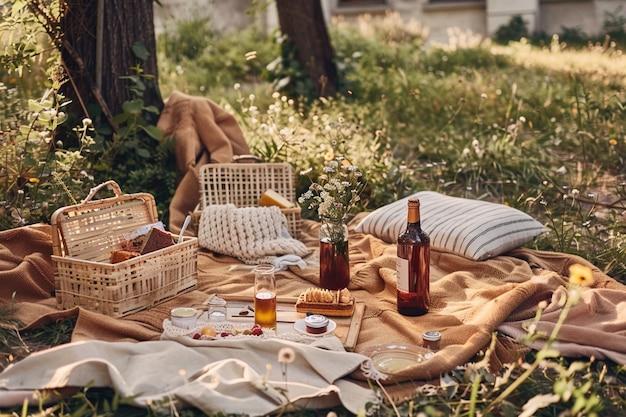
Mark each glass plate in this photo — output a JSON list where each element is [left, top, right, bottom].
[[360, 344, 431, 375]]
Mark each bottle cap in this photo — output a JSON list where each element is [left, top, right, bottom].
[[422, 330, 442, 341]]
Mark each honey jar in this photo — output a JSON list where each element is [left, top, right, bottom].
[[422, 330, 442, 351], [304, 314, 329, 334]]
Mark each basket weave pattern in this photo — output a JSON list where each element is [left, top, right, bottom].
[[198, 163, 302, 239], [51, 181, 198, 317]]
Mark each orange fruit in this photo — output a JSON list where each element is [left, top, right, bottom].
[[200, 325, 217, 337]]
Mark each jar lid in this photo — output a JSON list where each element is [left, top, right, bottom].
[[422, 330, 442, 341], [208, 295, 227, 306], [304, 314, 329, 329]]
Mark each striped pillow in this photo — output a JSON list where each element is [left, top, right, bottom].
[[354, 191, 546, 261]]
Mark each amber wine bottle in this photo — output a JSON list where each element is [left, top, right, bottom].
[[396, 198, 431, 316]]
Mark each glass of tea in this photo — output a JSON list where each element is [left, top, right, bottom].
[[254, 264, 277, 330]]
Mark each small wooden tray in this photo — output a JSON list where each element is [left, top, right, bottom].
[[295, 297, 355, 317], [220, 295, 365, 351]]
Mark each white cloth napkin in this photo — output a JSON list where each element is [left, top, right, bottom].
[[0, 338, 376, 415]]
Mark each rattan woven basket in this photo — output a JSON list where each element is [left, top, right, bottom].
[[198, 162, 302, 238], [51, 180, 198, 317]]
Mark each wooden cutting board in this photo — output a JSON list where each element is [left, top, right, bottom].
[[221, 295, 365, 351]]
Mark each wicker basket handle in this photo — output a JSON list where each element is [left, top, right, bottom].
[[81, 180, 123, 204]]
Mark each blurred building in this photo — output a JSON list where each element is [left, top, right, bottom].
[[154, 0, 625, 44]]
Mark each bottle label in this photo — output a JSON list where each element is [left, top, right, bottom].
[[396, 257, 409, 292]]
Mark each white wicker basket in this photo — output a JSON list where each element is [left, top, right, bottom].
[[198, 163, 302, 238], [50, 180, 198, 317]]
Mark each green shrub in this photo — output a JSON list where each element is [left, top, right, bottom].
[[158, 24, 277, 98], [158, 18, 216, 62], [494, 15, 529, 44], [0, 81, 95, 230]]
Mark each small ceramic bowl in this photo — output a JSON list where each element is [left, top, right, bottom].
[[170, 307, 199, 329]]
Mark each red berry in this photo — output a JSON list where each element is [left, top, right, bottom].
[[251, 328, 263, 336], [192, 333, 201, 339], [220, 332, 230, 337]]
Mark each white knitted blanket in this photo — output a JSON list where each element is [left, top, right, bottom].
[[198, 204, 309, 264]]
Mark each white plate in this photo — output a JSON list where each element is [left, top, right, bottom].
[[293, 318, 336, 337]]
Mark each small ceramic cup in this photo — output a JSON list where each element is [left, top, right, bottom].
[[170, 307, 199, 329]]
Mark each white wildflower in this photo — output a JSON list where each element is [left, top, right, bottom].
[[278, 347, 295, 364]]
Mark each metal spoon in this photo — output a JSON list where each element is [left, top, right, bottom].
[[177, 215, 192, 244]]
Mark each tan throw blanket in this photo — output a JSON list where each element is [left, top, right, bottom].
[[157, 91, 251, 234], [1, 217, 626, 406]]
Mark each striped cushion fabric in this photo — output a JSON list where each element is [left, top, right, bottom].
[[354, 191, 546, 261]]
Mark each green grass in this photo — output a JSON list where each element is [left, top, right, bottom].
[[2, 9, 626, 417]]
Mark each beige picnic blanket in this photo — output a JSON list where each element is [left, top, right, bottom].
[[1, 216, 626, 408]]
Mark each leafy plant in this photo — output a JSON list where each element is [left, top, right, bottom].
[[90, 56, 176, 223], [0, 80, 95, 230]]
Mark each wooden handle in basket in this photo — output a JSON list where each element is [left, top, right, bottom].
[[81, 180, 123, 204]]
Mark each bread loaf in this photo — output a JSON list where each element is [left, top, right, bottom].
[[110, 250, 140, 264], [259, 189, 295, 209], [140, 227, 174, 254]]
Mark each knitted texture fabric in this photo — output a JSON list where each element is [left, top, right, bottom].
[[198, 204, 309, 264]]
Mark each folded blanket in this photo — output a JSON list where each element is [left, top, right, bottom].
[[0, 338, 377, 415], [198, 204, 309, 264], [498, 284, 626, 364], [156, 91, 251, 234], [0, 224, 55, 303]]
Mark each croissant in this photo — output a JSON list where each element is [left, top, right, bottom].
[[299, 287, 351, 304], [295, 287, 354, 317]]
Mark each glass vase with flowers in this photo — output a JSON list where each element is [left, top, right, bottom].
[[299, 148, 365, 290]]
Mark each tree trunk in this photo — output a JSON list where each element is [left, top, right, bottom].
[[275, 0, 337, 98], [60, 0, 162, 127]]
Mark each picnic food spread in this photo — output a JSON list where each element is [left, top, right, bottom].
[[2, 95, 626, 416], [4, 185, 626, 416]]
